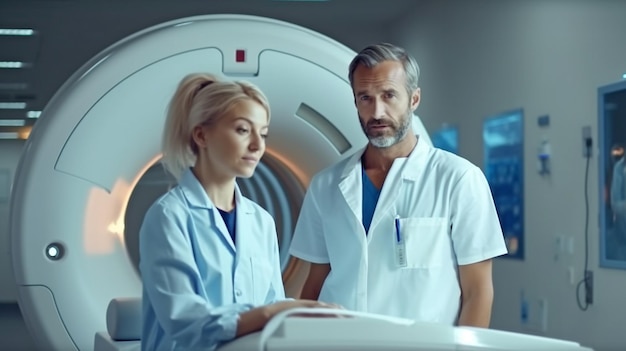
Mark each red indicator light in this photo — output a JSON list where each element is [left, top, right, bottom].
[[236, 50, 245, 63]]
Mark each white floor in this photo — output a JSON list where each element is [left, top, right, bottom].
[[0, 303, 38, 350]]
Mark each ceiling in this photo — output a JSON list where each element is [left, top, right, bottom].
[[0, 0, 421, 139]]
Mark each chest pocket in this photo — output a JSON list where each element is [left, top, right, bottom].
[[250, 257, 273, 303], [398, 217, 449, 269]]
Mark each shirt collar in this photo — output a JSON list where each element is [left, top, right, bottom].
[[340, 134, 430, 180], [178, 168, 254, 213]]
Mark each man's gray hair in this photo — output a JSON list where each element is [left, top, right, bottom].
[[348, 42, 420, 95]]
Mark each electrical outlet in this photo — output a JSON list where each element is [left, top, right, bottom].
[[582, 126, 592, 158], [585, 270, 593, 305], [568, 267, 575, 285]]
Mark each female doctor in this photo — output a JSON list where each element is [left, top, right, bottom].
[[139, 73, 333, 351]]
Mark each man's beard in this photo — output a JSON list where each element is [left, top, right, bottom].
[[360, 110, 412, 148]]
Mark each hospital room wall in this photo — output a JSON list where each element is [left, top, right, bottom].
[[391, 0, 626, 350], [0, 140, 25, 302]]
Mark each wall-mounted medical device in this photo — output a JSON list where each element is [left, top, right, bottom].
[[538, 138, 552, 175]]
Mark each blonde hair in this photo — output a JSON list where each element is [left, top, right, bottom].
[[161, 73, 270, 179]]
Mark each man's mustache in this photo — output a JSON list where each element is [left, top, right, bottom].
[[367, 119, 395, 128]]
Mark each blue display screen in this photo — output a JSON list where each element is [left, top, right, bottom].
[[599, 80, 626, 269], [483, 109, 524, 259]]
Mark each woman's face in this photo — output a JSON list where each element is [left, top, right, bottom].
[[194, 99, 269, 180]]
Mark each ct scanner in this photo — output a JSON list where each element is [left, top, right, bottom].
[[9, 14, 592, 351]]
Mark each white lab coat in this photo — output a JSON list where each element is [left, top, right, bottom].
[[140, 169, 286, 351], [290, 138, 507, 324]]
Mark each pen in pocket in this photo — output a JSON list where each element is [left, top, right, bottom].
[[395, 215, 401, 243]]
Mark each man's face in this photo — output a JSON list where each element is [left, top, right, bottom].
[[352, 60, 420, 148]]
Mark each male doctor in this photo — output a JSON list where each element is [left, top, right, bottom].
[[289, 43, 508, 327]]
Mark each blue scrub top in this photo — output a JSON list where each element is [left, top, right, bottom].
[[362, 165, 381, 233], [218, 208, 237, 244]]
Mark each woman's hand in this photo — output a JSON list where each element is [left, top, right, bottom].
[[237, 299, 343, 337], [264, 299, 341, 318]]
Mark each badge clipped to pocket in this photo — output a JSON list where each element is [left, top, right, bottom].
[[395, 216, 407, 268]]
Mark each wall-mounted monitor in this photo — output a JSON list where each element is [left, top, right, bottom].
[[483, 109, 524, 260], [599, 80, 626, 269]]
